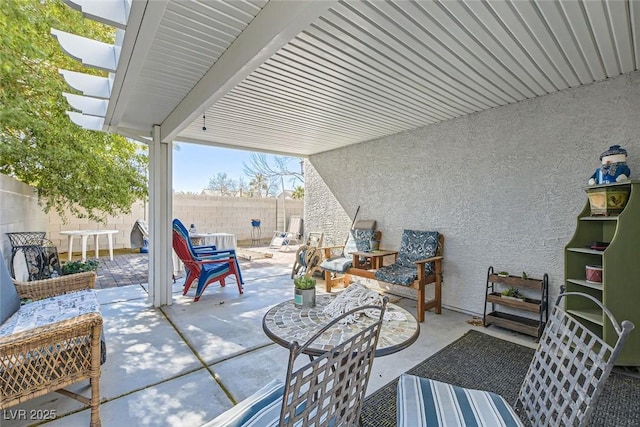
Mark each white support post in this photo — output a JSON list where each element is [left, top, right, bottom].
[[148, 124, 173, 307]]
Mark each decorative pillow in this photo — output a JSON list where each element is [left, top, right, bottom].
[[0, 253, 20, 325], [396, 230, 439, 268]]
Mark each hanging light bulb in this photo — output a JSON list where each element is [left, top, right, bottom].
[[202, 114, 207, 131]]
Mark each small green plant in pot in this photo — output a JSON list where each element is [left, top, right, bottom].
[[294, 275, 316, 308], [61, 259, 100, 275], [501, 287, 525, 301]]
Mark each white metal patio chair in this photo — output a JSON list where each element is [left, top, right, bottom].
[[397, 292, 635, 427], [204, 299, 388, 426], [269, 215, 303, 252]]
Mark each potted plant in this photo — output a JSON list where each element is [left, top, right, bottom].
[[294, 275, 316, 308], [61, 259, 100, 275], [501, 287, 525, 301]]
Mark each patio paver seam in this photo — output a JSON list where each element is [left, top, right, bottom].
[[158, 304, 241, 406]]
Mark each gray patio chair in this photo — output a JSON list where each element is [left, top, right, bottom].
[[396, 292, 635, 427], [204, 299, 388, 427]]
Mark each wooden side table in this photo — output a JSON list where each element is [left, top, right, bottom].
[[350, 250, 398, 270]]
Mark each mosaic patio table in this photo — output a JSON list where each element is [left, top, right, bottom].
[[263, 294, 419, 357]]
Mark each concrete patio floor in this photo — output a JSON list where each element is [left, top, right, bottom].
[[3, 248, 538, 427]]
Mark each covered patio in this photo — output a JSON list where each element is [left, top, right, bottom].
[[21, 0, 639, 425], [53, 0, 640, 311], [2, 249, 538, 426]]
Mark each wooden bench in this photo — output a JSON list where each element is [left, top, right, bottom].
[[346, 233, 444, 323]]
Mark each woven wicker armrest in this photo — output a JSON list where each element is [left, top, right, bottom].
[[13, 271, 97, 301], [0, 311, 103, 348]]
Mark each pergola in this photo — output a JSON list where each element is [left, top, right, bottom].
[[53, 0, 639, 306]]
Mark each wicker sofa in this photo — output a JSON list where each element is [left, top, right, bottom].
[[0, 263, 103, 427]]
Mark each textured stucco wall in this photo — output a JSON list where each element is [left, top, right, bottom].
[[306, 71, 640, 316]]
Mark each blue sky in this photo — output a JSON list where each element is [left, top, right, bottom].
[[171, 142, 299, 193]]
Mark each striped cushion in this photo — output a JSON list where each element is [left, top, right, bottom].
[[397, 374, 523, 427], [203, 379, 284, 427]]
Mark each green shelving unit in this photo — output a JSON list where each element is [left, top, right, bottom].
[[564, 181, 640, 366]]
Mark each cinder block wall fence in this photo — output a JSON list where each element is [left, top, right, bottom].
[[0, 177, 302, 255]]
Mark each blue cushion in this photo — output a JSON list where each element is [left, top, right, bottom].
[[0, 252, 20, 325], [353, 229, 376, 252], [204, 379, 284, 427], [375, 264, 418, 286], [396, 230, 439, 268], [396, 374, 523, 427]]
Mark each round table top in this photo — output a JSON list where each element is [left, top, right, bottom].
[[262, 294, 419, 357]]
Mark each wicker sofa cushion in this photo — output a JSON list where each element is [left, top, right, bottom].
[[0, 289, 100, 336], [396, 374, 523, 427], [0, 253, 21, 325], [203, 379, 284, 427]]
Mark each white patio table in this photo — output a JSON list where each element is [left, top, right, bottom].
[[191, 232, 237, 250], [60, 229, 118, 261]]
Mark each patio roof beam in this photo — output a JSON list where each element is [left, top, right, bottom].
[[50, 29, 119, 72], [58, 70, 112, 99], [66, 112, 104, 131], [63, 93, 108, 117], [62, 0, 130, 30], [104, 0, 169, 135], [159, 0, 338, 143]]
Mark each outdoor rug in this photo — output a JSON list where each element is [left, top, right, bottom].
[[361, 329, 640, 427]]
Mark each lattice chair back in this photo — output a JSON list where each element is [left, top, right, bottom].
[[279, 299, 388, 426], [517, 292, 635, 427]]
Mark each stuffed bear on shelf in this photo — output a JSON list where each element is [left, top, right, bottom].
[[588, 145, 631, 185]]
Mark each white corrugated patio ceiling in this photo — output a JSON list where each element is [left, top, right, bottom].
[[55, 0, 639, 156]]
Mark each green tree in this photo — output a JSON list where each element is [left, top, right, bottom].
[[291, 185, 304, 199], [0, 0, 147, 222], [243, 153, 304, 197]]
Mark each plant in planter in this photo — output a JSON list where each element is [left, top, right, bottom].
[[294, 275, 316, 308], [501, 287, 525, 301], [61, 259, 100, 275]]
